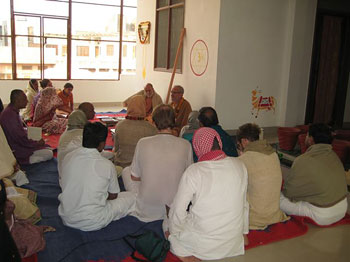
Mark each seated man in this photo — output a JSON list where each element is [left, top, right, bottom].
[[123, 83, 163, 117], [57, 102, 95, 175], [237, 123, 289, 230], [0, 90, 53, 165], [122, 104, 193, 222], [58, 122, 135, 231], [198, 107, 238, 157], [281, 123, 348, 225], [168, 127, 249, 261], [57, 83, 74, 114], [170, 85, 192, 136], [114, 95, 157, 168]]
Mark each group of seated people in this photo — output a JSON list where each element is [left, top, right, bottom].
[[0, 82, 348, 261], [22, 78, 74, 134]]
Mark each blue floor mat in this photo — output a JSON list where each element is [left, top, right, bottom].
[[22, 159, 163, 262]]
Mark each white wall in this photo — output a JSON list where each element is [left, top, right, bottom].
[[280, 0, 317, 127], [135, 0, 221, 109], [215, 0, 316, 130]]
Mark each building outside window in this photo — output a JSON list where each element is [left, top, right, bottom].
[[154, 0, 184, 72], [0, 0, 137, 80]]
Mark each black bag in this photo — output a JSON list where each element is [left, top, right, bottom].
[[124, 230, 170, 262]]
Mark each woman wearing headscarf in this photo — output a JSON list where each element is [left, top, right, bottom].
[[33, 87, 67, 134], [21, 79, 38, 121], [114, 95, 157, 168], [168, 127, 249, 261]]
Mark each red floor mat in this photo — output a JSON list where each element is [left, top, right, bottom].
[[245, 216, 308, 250]]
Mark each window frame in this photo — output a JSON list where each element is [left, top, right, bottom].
[[154, 0, 185, 73], [1, 0, 137, 81]]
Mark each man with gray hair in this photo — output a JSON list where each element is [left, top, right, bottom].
[[123, 83, 163, 116], [170, 85, 192, 136]]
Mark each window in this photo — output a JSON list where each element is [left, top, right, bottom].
[[95, 46, 100, 58], [0, 0, 137, 80], [123, 45, 127, 57], [77, 46, 89, 57], [107, 45, 114, 56], [154, 0, 184, 72]]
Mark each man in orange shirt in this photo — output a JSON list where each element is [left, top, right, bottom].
[[58, 83, 74, 114]]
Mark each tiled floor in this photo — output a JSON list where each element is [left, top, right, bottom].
[[95, 104, 350, 262]]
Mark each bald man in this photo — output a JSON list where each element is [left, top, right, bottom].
[[123, 83, 163, 116], [0, 90, 53, 165], [170, 85, 192, 136]]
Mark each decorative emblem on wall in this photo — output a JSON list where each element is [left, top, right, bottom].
[[138, 21, 150, 44], [251, 86, 276, 118], [190, 39, 209, 76], [138, 21, 150, 79]]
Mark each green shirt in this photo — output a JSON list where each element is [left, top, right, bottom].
[[283, 144, 347, 207]]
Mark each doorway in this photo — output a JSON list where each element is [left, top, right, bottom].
[[305, 3, 350, 129]]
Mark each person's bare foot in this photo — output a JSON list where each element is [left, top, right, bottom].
[[177, 255, 201, 262]]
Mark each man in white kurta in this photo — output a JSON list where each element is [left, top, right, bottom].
[[168, 127, 249, 261], [58, 123, 135, 231], [122, 104, 193, 222]]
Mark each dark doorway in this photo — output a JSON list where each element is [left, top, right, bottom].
[[305, 0, 350, 129]]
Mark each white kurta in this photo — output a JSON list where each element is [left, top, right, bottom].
[[57, 128, 83, 177], [168, 157, 249, 260], [58, 147, 135, 231], [130, 134, 193, 222]]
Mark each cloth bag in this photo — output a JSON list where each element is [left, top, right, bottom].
[[124, 230, 170, 262]]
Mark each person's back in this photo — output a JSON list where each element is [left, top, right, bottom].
[[237, 123, 289, 229], [58, 122, 135, 231], [59, 147, 117, 230], [114, 95, 157, 167], [281, 123, 348, 225], [132, 134, 192, 221], [169, 127, 248, 261], [122, 104, 193, 222], [283, 143, 347, 206]]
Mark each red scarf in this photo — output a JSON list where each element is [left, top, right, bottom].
[[193, 127, 227, 162]]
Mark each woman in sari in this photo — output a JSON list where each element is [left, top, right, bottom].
[[21, 79, 39, 121], [33, 87, 68, 134]]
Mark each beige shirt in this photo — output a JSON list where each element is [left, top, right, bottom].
[[0, 126, 16, 178], [114, 119, 157, 167], [131, 134, 193, 222], [239, 140, 289, 229]]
